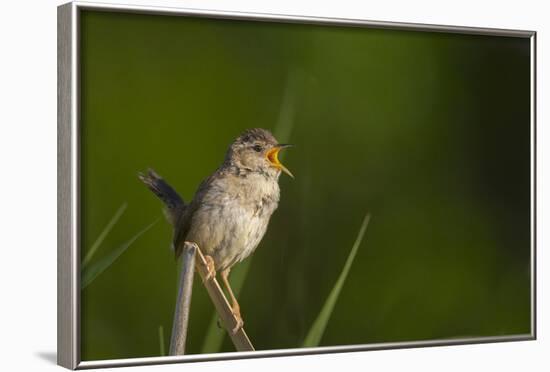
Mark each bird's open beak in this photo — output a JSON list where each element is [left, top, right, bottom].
[[266, 144, 294, 178]]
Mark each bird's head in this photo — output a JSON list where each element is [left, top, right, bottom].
[[226, 128, 293, 179]]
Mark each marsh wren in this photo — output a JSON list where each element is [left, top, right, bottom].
[[139, 128, 293, 331]]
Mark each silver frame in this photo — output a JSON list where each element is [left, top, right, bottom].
[[57, 1, 537, 369]]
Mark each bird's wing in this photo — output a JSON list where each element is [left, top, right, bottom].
[[172, 169, 222, 259]]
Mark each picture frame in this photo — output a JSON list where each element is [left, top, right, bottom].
[[58, 1, 536, 369]]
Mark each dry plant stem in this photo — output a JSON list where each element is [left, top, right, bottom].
[[193, 243, 255, 351], [169, 242, 197, 355]]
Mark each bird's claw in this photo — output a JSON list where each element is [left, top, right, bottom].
[[203, 255, 216, 281], [232, 318, 244, 334], [231, 304, 244, 334]]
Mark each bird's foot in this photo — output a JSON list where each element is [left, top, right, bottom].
[[203, 255, 216, 281], [231, 303, 244, 334]]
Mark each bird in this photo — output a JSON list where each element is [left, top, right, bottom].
[[139, 128, 293, 332]]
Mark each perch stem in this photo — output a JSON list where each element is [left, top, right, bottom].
[[169, 242, 196, 355], [193, 243, 255, 351]]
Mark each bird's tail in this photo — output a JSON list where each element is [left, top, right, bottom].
[[138, 168, 185, 226]]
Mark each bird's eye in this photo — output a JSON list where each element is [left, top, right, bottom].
[[253, 144, 263, 152]]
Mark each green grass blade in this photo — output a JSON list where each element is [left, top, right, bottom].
[[302, 213, 371, 347], [200, 71, 300, 353], [82, 203, 128, 268], [81, 219, 158, 289], [158, 325, 165, 356]]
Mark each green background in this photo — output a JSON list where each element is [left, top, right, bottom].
[[80, 10, 532, 361]]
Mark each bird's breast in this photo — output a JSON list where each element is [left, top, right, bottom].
[[187, 175, 280, 271]]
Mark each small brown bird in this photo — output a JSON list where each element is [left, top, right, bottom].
[[139, 128, 293, 331]]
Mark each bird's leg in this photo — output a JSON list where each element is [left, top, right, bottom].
[[202, 255, 216, 282], [220, 268, 244, 334]]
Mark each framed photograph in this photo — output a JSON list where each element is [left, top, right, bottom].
[[57, 1, 536, 369]]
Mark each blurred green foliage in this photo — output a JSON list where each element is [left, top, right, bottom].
[[303, 213, 371, 347], [80, 10, 532, 361]]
